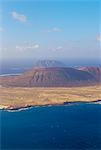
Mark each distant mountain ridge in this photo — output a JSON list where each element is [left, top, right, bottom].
[[33, 60, 65, 68]]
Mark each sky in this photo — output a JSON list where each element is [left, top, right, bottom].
[[0, 0, 101, 63]]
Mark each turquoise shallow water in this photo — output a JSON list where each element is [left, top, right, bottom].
[[1, 103, 101, 150]]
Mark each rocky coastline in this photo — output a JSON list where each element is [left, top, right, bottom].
[[0, 99, 101, 112]]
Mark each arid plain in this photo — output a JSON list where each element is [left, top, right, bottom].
[[0, 85, 101, 110]]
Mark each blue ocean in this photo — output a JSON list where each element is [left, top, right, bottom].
[[1, 103, 101, 150]]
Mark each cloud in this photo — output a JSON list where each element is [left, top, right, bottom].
[[11, 11, 27, 23], [52, 27, 62, 32], [31, 44, 39, 49], [97, 34, 101, 42], [0, 47, 7, 51], [16, 42, 40, 51], [0, 27, 3, 32], [55, 46, 63, 50], [44, 27, 62, 33], [51, 46, 63, 52]]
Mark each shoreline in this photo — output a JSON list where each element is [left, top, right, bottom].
[[0, 100, 101, 112]]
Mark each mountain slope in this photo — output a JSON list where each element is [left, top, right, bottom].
[[0, 67, 100, 87], [78, 67, 101, 82]]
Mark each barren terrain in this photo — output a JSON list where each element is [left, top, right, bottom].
[[0, 85, 101, 110]]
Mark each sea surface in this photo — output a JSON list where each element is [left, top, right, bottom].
[[0, 103, 101, 150]]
